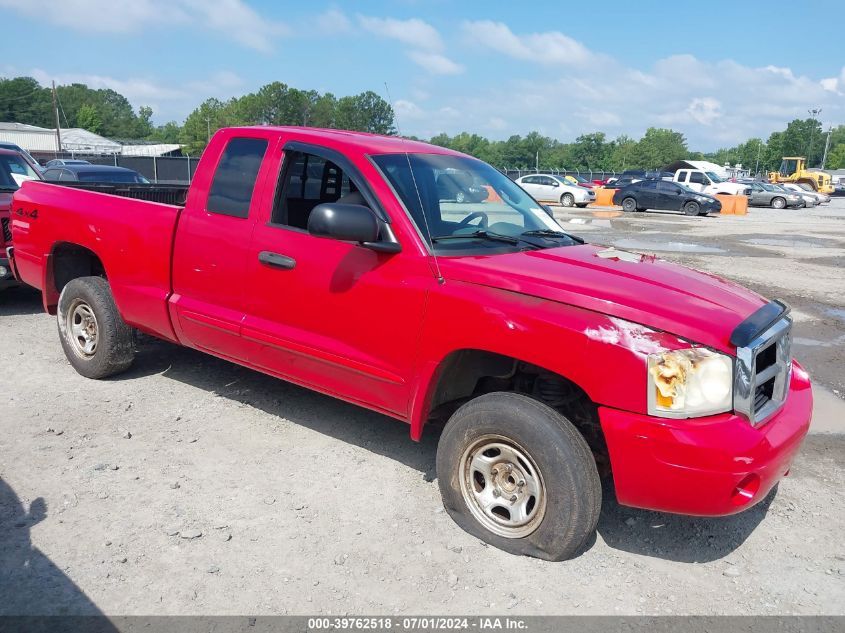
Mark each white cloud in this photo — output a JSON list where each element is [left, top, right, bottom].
[[407, 53, 844, 150], [408, 52, 463, 75], [821, 66, 845, 95], [313, 9, 352, 35], [461, 20, 594, 65], [0, 0, 287, 52], [357, 14, 463, 76], [357, 15, 443, 51], [685, 97, 722, 125]]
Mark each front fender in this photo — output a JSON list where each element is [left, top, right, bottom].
[[409, 280, 687, 439]]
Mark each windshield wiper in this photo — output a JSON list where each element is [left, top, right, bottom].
[[521, 229, 585, 244], [431, 230, 520, 244], [431, 229, 546, 250]]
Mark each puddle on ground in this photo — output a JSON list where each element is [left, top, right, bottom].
[[825, 307, 845, 322], [566, 218, 613, 228], [744, 238, 823, 249], [612, 238, 725, 254]]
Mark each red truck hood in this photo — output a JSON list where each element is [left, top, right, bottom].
[[438, 244, 767, 353]]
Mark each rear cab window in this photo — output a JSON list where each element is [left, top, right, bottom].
[[207, 137, 269, 218]]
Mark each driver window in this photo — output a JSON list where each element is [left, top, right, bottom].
[[689, 172, 706, 184], [271, 150, 364, 229]]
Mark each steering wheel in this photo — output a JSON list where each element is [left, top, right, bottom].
[[456, 211, 489, 230]]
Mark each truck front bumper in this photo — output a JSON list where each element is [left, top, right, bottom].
[[599, 361, 812, 516]]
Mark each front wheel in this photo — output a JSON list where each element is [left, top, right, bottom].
[[683, 201, 701, 216], [436, 392, 601, 561], [561, 193, 575, 207], [771, 197, 786, 209], [621, 197, 637, 212], [57, 276, 135, 379]]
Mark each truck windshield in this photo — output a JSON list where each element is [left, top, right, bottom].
[[705, 171, 725, 183], [372, 153, 576, 253]]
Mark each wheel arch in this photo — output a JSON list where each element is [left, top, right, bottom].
[[411, 348, 608, 467], [44, 242, 108, 315]]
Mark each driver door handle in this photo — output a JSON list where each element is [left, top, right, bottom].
[[258, 250, 296, 270]]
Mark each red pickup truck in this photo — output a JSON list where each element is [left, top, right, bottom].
[[9, 127, 811, 560]]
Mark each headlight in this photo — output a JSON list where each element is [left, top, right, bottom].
[[648, 348, 733, 418], [696, 195, 709, 202]]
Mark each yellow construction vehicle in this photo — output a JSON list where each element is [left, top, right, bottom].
[[768, 157, 834, 194]]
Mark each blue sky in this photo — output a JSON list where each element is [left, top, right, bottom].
[[1, 0, 844, 150]]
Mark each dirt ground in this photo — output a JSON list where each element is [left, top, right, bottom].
[[1, 199, 844, 616]]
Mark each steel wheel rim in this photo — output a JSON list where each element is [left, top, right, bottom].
[[459, 434, 547, 539], [563, 194, 573, 206], [67, 299, 99, 358]]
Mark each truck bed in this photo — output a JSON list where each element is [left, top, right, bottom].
[[45, 182, 189, 206], [11, 180, 183, 341]]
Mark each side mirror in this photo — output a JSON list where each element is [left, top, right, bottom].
[[308, 203, 401, 253], [308, 203, 379, 243], [551, 181, 559, 187]]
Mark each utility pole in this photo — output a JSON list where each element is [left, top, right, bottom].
[[754, 140, 762, 178], [205, 117, 211, 143], [51, 80, 62, 157], [535, 151, 539, 172], [807, 108, 821, 166], [821, 126, 832, 170]]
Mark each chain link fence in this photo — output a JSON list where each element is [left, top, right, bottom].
[[44, 152, 200, 184]]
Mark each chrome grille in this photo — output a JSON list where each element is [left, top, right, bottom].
[[1, 218, 10, 244], [734, 317, 792, 425]]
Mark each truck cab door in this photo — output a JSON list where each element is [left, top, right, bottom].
[[170, 135, 272, 361], [687, 171, 707, 193], [241, 143, 432, 418]]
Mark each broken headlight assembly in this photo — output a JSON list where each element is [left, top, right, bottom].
[[647, 348, 733, 418]]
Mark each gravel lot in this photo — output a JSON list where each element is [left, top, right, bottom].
[[1, 198, 844, 616]]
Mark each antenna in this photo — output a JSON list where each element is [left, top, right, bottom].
[[51, 81, 62, 156], [384, 82, 402, 136], [404, 152, 443, 284]]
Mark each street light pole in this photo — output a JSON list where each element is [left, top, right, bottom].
[[807, 108, 821, 167]]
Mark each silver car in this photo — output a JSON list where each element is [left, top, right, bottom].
[[516, 174, 595, 207], [789, 182, 830, 204], [746, 182, 804, 209], [775, 184, 817, 208]]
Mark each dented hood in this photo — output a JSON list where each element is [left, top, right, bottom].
[[438, 244, 767, 353]]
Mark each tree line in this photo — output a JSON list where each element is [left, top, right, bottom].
[[2, 75, 844, 170]]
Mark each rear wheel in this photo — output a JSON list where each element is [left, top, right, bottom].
[[57, 276, 135, 379], [771, 197, 786, 209], [561, 193, 575, 207], [621, 197, 637, 212], [683, 201, 701, 216], [436, 392, 601, 561]]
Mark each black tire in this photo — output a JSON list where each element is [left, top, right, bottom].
[[683, 201, 701, 216], [436, 392, 601, 561], [561, 193, 575, 207], [771, 197, 786, 209], [621, 197, 637, 212], [57, 276, 135, 379], [576, 203, 588, 208]]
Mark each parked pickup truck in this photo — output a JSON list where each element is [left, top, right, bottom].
[[673, 168, 751, 197], [9, 127, 812, 561]]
